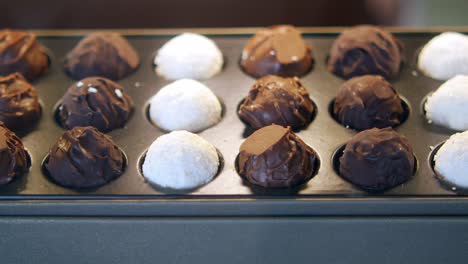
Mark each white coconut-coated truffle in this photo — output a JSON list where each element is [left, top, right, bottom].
[[418, 32, 468, 80], [154, 33, 223, 80], [142, 131, 219, 189], [425, 75, 468, 131], [149, 79, 222, 132]]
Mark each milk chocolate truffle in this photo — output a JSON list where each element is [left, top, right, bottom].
[[45, 126, 124, 189], [339, 127, 414, 191], [58, 77, 133, 132], [64, 32, 140, 80], [333, 75, 404, 130], [240, 25, 313, 78], [0, 123, 29, 185], [0, 73, 41, 132], [0, 29, 49, 81], [238, 75, 315, 130], [238, 125, 318, 188], [328, 25, 403, 79]]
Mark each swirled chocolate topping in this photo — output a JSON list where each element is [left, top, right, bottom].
[[0, 73, 41, 132], [45, 126, 124, 189], [59, 77, 133, 132], [333, 75, 404, 130], [339, 127, 414, 191], [0, 123, 29, 185], [238, 124, 318, 188], [0, 29, 49, 81], [327, 25, 403, 79], [238, 75, 315, 130], [240, 25, 313, 78], [64, 32, 140, 80]]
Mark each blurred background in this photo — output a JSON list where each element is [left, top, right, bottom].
[[2, 0, 468, 28]]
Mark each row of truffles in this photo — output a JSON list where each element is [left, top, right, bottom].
[[4, 27, 468, 83], [0, 72, 408, 138], [0, 120, 416, 191], [423, 75, 468, 189], [0, 116, 459, 193], [0, 120, 460, 193], [238, 74, 405, 132], [54, 72, 468, 139], [142, 124, 415, 191]]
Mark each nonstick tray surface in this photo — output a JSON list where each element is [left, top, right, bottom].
[[0, 28, 464, 199]]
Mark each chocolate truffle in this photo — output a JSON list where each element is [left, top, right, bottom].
[[238, 124, 318, 188], [0, 123, 29, 185], [64, 32, 140, 80], [339, 127, 414, 191], [0, 29, 49, 81], [238, 75, 315, 130], [240, 25, 313, 78], [58, 77, 133, 132], [327, 25, 403, 79], [333, 75, 404, 131], [45, 126, 124, 189], [0, 73, 41, 132]]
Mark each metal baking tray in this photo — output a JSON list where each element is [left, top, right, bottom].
[[1, 27, 468, 217]]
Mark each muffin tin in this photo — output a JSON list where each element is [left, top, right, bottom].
[[0, 28, 465, 199]]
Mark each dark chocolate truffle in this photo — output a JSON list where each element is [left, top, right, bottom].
[[238, 75, 315, 130], [0, 29, 49, 81], [238, 124, 318, 188], [58, 77, 133, 132], [333, 75, 404, 130], [339, 127, 414, 191], [0, 123, 29, 185], [240, 25, 313, 78], [327, 25, 403, 79], [0, 73, 41, 132], [45, 126, 124, 189], [64, 32, 140, 80]]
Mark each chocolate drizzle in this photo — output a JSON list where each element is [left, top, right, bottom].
[[0, 123, 29, 185], [327, 25, 403, 79], [238, 75, 315, 130], [59, 77, 133, 132], [333, 75, 404, 130], [238, 125, 318, 188], [0, 73, 41, 132], [64, 32, 140, 80], [45, 126, 124, 189], [0, 29, 49, 81], [240, 25, 313, 78], [339, 127, 414, 191]]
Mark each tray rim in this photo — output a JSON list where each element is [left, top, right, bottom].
[[2, 197, 468, 216], [27, 26, 468, 37]]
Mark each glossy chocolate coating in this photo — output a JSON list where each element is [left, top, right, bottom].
[[59, 77, 133, 132], [327, 25, 403, 79], [64, 32, 140, 80], [0, 29, 49, 81], [0, 73, 41, 132], [238, 124, 318, 188], [238, 75, 315, 129], [339, 127, 414, 191], [333, 75, 404, 131], [240, 25, 313, 78], [45, 126, 124, 189], [0, 123, 29, 185]]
